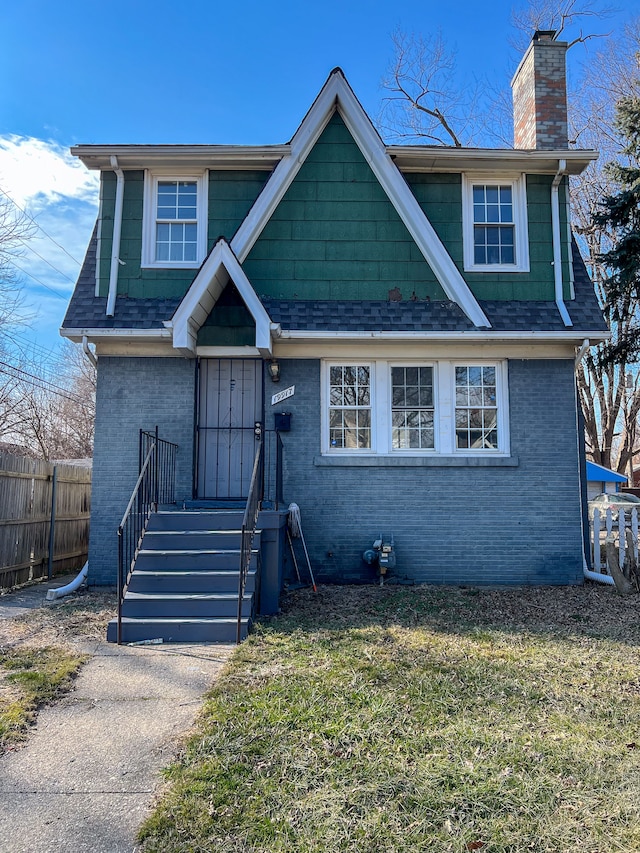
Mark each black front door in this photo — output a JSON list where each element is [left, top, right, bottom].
[[196, 358, 263, 499]]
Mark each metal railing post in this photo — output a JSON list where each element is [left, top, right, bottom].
[[154, 425, 159, 511], [117, 528, 123, 645]]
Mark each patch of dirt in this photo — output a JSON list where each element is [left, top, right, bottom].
[[274, 582, 640, 643], [0, 586, 116, 654]]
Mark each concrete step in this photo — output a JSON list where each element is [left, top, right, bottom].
[[148, 511, 245, 532], [142, 530, 260, 551], [127, 569, 257, 594], [106, 616, 249, 644], [121, 592, 253, 618], [134, 549, 258, 572]]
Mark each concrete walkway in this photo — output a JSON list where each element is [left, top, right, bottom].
[[0, 582, 234, 852]]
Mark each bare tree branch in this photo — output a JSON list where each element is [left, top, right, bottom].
[[378, 30, 481, 146]]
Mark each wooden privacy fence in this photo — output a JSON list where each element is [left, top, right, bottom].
[[0, 452, 91, 590]]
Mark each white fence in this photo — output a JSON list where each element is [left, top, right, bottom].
[[590, 508, 640, 591]]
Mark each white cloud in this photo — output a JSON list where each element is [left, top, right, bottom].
[[0, 135, 100, 354], [0, 135, 99, 209]]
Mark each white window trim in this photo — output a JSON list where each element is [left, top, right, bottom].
[[462, 173, 529, 273], [321, 359, 510, 456], [142, 170, 208, 269]]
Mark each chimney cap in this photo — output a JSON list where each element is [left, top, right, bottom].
[[533, 29, 559, 42]]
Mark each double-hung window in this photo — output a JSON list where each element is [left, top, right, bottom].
[[328, 365, 372, 450], [391, 366, 435, 450], [323, 360, 508, 456], [462, 173, 529, 273], [142, 172, 207, 268], [454, 365, 498, 450]]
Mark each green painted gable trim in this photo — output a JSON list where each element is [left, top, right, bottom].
[[243, 113, 448, 301], [196, 283, 256, 347]]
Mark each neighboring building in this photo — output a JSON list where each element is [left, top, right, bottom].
[[62, 32, 608, 599], [586, 461, 627, 501]]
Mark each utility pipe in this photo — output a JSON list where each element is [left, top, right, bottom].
[[106, 155, 124, 317], [551, 159, 572, 327], [46, 562, 89, 600]]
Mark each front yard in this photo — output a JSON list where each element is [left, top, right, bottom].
[[0, 587, 115, 751], [139, 584, 640, 853]]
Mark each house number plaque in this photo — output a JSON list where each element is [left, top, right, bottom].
[[271, 385, 295, 406]]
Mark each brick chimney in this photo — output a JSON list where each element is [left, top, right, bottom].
[[511, 30, 568, 150]]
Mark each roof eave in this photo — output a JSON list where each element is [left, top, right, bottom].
[[70, 144, 291, 171], [388, 147, 598, 175], [277, 329, 611, 342]]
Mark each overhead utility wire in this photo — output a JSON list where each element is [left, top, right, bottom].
[[0, 185, 83, 267], [3, 329, 64, 361], [8, 260, 68, 299], [20, 242, 77, 284], [0, 360, 84, 404]]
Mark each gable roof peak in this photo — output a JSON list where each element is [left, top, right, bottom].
[[231, 69, 490, 329]]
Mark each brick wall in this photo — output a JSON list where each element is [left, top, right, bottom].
[[275, 357, 584, 586], [90, 355, 584, 587], [88, 356, 196, 585]]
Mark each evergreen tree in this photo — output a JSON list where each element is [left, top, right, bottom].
[[598, 76, 640, 363]]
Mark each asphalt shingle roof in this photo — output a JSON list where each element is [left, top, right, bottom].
[[62, 231, 607, 335]]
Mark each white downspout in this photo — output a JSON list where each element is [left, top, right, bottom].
[[106, 155, 124, 317], [82, 335, 97, 368], [575, 338, 589, 367], [552, 159, 572, 327], [46, 562, 89, 600]]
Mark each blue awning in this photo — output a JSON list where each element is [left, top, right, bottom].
[[586, 461, 628, 483]]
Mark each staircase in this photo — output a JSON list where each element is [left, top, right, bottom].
[[107, 509, 259, 644]]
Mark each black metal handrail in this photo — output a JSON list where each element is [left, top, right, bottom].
[[116, 427, 178, 644], [237, 440, 264, 644]]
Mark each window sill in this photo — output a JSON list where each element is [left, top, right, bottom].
[[314, 454, 518, 468], [463, 263, 530, 274], [141, 261, 203, 270]]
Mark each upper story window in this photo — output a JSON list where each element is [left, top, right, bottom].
[[142, 172, 208, 268], [462, 173, 529, 273]]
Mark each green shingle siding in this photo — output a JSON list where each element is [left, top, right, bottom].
[[96, 113, 573, 306], [207, 170, 271, 246], [244, 113, 446, 302], [97, 169, 269, 300], [406, 172, 564, 302]]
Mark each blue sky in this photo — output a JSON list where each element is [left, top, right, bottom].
[[0, 0, 635, 358]]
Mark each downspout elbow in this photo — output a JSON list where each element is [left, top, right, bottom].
[[575, 338, 589, 367], [552, 159, 572, 327], [106, 155, 124, 317], [82, 335, 97, 368]]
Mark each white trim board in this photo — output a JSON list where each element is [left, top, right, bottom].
[[230, 68, 490, 329], [166, 239, 276, 356]]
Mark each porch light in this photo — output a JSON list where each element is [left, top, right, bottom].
[[268, 359, 281, 382]]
